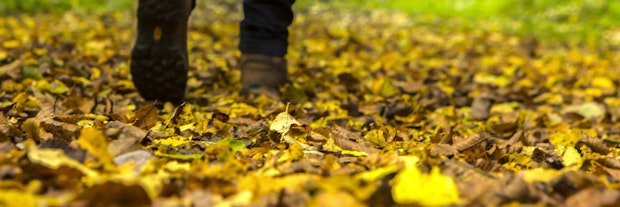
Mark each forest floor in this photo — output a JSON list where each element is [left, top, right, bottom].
[[2, 2, 620, 207]]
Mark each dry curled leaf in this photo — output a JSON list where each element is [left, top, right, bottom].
[[579, 134, 610, 155], [454, 134, 486, 152]]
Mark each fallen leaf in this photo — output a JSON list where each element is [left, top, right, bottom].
[[130, 104, 159, 130], [562, 102, 606, 120], [77, 128, 116, 170], [392, 166, 460, 206]]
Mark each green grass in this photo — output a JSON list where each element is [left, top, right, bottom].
[[297, 0, 620, 45], [0, 0, 132, 14], [3, 0, 619, 45]]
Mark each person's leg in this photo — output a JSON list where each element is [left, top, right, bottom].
[[130, 0, 194, 105], [238, 0, 296, 97]]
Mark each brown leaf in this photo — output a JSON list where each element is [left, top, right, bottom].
[[167, 102, 187, 126], [471, 96, 492, 120], [396, 79, 424, 94], [40, 118, 81, 140], [490, 122, 518, 137], [453, 134, 486, 152], [601, 166, 620, 181], [430, 143, 458, 157], [598, 158, 620, 169], [332, 126, 379, 154], [498, 130, 524, 149], [0, 59, 22, 80], [72, 181, 152, 207], [106, 121, 148, 157], [565, 188, 620, 207], [496, 173, 540, 204], [130, 104, 159, 129], [38, 138, 87, 162], [550, 171, 601, 197], [113, 150, 153, 173], [61, 96, 95, 114], [579, 134, 610, 155]]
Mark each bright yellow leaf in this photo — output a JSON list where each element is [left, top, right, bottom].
[[392, 167, 460, 206], [78, 128, 116, 170], [3, 40, 20, 48], [27, 147, 98, 177], [0, 189, 39, 207], [562, 147, 582, 168], [490, 102, 519, 114], [592, 76, 614, 89], [522, 169, 563, 183]]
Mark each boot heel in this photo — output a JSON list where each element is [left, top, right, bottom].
[[131, 0, 191, 104]]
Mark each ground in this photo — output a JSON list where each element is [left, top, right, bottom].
[[1, 1, 620, 207]]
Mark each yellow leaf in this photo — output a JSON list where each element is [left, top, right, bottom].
[[381, 79, 398, 97], [437, 81, 455, 95], [78, 128, 116, 170], [269, 107, 300, 135], [49, 79, 69, 94], [12, 92, 29, 105], [154, 151, 204, 161], [33, 47, 47, 56], [515, 78, 533, 88], [490, 102, 519, 114], [592, 77, 614, 89], [561, 102, 606, 120], [356, 166, 400, 183], [3, 40, 20, 48], [153, 136, 192, 147], [392, 167, 460, 206], [562, 147, 582, 168], [584, 88, 603, 97], [204, 140, 234, 161], [218, 103, 259, 117], [288, 142, 304, 161], [0, 50, 7, 60], [340, 149, 368, 157], [533, 92, 563, 105], [27, 147, 97, 177], [179, 123, 195, 131], [522, 169, 563, 183], [364, 129, 388, 148], [501, 153, 532, 171], [549, 129, 587, 169], [0, 189, 39, 207]]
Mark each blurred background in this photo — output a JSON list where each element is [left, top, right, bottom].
[[2, 0, 619, 45]]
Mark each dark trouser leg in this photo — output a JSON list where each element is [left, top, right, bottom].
[[238, 0, 295, 98], [239, 0, 295, 57]]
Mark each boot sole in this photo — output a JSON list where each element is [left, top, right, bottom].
[[131, 0, 189, 104]]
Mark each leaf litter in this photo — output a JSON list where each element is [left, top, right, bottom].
[[1, 2, 620, 207]]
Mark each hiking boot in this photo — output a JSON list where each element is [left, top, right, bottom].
[[239, 53, 290, 99], [130, 0, 193, 105]]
